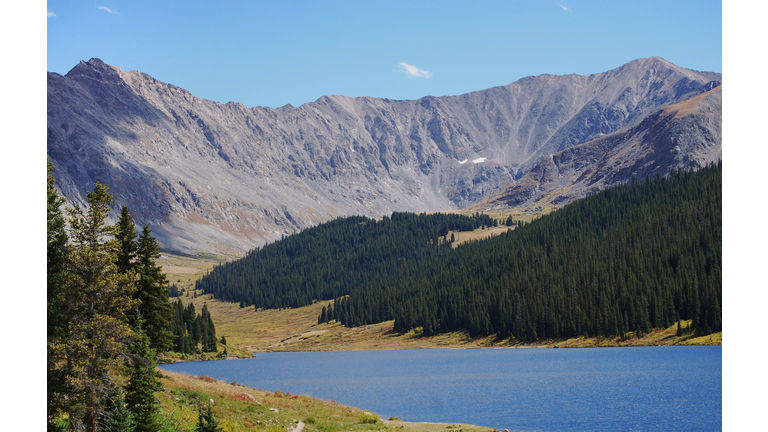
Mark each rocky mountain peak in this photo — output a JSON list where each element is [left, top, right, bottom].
[[48, 58, 721, 256]]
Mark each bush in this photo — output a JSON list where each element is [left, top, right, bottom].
[[359, 411, 380, 424], [198, 375, 217, 383]]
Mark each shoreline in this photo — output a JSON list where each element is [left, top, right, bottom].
[[161, 327, 721, 364], [157, 369, 497, 431]]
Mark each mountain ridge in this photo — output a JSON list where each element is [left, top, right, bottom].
[[472, 84, 722, 211], [47, 57, 721, 255]]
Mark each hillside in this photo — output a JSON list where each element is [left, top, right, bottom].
[[473, 84, 722, 211], [197, 163, 721, 341], [47, 57, 720, 255], [195, 212, 499, 310]]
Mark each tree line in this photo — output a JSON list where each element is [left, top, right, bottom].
[[47, 160, 219, 432], [327, 162, 722, 340], [195, 212, 500, 310], [204, 162, 721, 343], [171, 299, 218, 354]]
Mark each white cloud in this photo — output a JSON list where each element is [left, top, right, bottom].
[[47, 11, 55, 18], [559, 4, 571, 12], [97, 6, 119, 14], [396, 62, 433, 79]]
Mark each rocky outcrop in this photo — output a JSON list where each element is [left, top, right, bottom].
[[47, 57, 720, 255], [473, 85, 722, 211]]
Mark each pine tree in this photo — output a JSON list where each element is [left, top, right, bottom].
[[115, 205, 138, 275], [319, 306, 327, 324], [124, 323, 162, 432], [135, 224, 174, 352], [207, 311, 217, 352], [55, 181, 137, 432], [99, 388, 136, 432], [47, 161, 71, 428], [196, 406, 223, 432]]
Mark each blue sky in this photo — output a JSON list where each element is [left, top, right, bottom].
[[46, 1, 722, 109]]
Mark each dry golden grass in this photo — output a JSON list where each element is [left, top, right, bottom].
[[161, 253, 221, 290], [178, 288, 721, 354], [449, 226, 514, 248]]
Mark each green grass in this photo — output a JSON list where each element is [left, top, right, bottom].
[[156, 370, 494, 432]]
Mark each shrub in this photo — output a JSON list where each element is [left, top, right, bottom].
[[359, 411, 380, 424], [198, 375, 217, 383]]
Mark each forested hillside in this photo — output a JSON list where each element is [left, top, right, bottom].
[[202, 163, 721, 341], [196, 212, 499, 309]]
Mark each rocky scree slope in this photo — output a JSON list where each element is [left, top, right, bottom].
[[473, 84, 722, 211], [47, 57, 720, 255]]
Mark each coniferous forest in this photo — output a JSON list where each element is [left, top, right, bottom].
[[195, 212, 498, 309], [47, 161, 218, 431], [199, 162, 721, 341]]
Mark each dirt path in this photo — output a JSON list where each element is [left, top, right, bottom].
[[288, 421, 305, 432]]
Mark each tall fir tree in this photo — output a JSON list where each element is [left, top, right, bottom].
[[99, 388, 136, 432], [55, 181, 138, 432], [195, 406, 222, 432], [124, 320, 162, 432], [115, 205, 138, 275], [135, 224, 174, 352], [47, 160, 70, 428]]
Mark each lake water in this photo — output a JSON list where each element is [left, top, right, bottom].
[[160, 346, 721, 431]]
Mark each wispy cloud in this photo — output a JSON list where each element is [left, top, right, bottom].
[[97, 6, 119, 14], [559, 4, 571, 12], [47, 11, 56, 18], [396, 62, 433, 79]]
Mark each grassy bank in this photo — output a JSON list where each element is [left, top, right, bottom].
[[167, 289, 720, 353], [157, 369, 494, 432]]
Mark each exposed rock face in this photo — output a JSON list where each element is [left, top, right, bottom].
[[472, 85, 722, 211], [47, 57, 721, 255]]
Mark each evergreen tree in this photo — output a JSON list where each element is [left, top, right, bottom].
[[115, 205, 138, 275], [319, 306, 327, 324], [135, 224, 174, 352], [124, 323, 162, 432], [196, 406, 223, 432], [206, 310, 217, 352], [47, 160, 71, 428], [55, 181, 137, 432], [99, 388, 136, 432]]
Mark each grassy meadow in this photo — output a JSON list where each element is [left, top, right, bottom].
[[157, 370, 494, 432]]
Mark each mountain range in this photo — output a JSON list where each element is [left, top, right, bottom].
[[47, 57, 721, 255]]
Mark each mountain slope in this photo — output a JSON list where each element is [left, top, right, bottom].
[[47, 57, 720, 255], [473, 84, 722, 210], [196, 164, 722, 341]]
